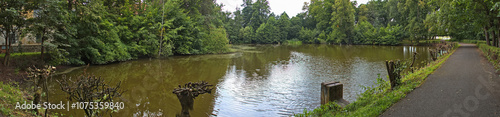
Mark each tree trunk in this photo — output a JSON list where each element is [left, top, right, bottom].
[[3, 29, 10, 66], [485, 27, 491, 46], [40, 30, 45, 61], [497, 29, 500, 48], [67, 0, 72, 10], [492, 29, 497, 47]]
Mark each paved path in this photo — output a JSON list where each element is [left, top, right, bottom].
[[381, 44, 500, 117]]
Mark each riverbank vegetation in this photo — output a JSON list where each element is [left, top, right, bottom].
[[2, 0, 499, 66], [0, 82, 35, 116], [296, 43, 459, 116], [478, 44, 500, 71], [1, 0, 231, 65]]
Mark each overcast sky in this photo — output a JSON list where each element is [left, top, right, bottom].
[[216, 0, 371, 17]]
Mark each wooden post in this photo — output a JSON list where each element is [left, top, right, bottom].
[[386, 60, 402, 89], [321, 81, 349, 107], [386, 60, 396, 89], [429, 50, 437, 61]]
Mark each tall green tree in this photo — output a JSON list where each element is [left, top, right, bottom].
[[239, 26, 255, 43], [249, 0, 271, 29], [255, 16, 280, 44], [308, 0, 335, 31], [28, 0, 67, 64], [0, 0, 32, 66], [329, 0, 356, 44], [277, 12, 291, 41]]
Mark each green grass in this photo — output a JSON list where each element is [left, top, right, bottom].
[[0, 52, 41, 58], [0, 82, 35, 116], [285, 40, 303, 45], [296, 44, 458, 117]]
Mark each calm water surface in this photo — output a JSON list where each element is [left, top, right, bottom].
[[48, 44, 431, 116]]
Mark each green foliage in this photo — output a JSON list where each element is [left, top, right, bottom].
[[255, 17, 281, 44], [309, 0, 335, 31], [478, 44, 500, 71], [18, 0, 231, 65], [285, 39, 303, 45], [55, 1, 133, 65], [378, 24, 404, 45], [425, 0, 490, 43], [203, 27, 230, 54], [277, 12, 292, 41], [239, 26, 256, 43], [0, 52, 40, 58], [353, 21, 376, 44], [298, 28, 321, 44], [11, 0, 491, 65], [353, 21, 403, 45], [0, 0, 34, 66], [223, 0, 418, 45], [329, 0, 356, 44]]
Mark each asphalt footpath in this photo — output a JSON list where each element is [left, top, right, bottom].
[[381, 43, 500, 117]]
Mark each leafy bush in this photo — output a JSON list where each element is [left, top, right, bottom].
[[459, 39, 486, 44], [352, 22, 403, 45], [478, 44, 500, 70]]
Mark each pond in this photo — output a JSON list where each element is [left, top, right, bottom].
[[47, 44, 431, 116]]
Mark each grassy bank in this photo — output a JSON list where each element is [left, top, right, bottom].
[[478, 44, 500, 70], [297, 44, 458, 117], [0, 52, 41, 58], [285, 40, 303, 45], [0, 82, 34, 116], [0, 52, 44, 70]]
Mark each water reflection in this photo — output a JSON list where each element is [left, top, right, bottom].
[[50, 45, 430, 116], [212, 45, 430, 116]]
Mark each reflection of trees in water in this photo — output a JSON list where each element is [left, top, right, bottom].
[[221, 45, 433, 108], [232, 45, 293, 79], [51, 57, 230, 116], [49, 45, 435, 116]]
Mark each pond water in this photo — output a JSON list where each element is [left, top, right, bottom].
[[47, 44, 431, 117]]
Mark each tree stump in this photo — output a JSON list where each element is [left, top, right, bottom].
[[429, 49, 438, 61], [173, 81, 213, 117], [386, 60, 402, 89]]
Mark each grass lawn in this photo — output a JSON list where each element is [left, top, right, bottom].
[[0, 52, 41, 58]]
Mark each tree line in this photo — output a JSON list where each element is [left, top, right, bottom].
[[1, 0, 499, 65], [224, 0, 500, 46], [1, 0, 230, 65], [224, 0, 414, 45]]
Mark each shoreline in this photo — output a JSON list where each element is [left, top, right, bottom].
[[296, 43, 459, 116]]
